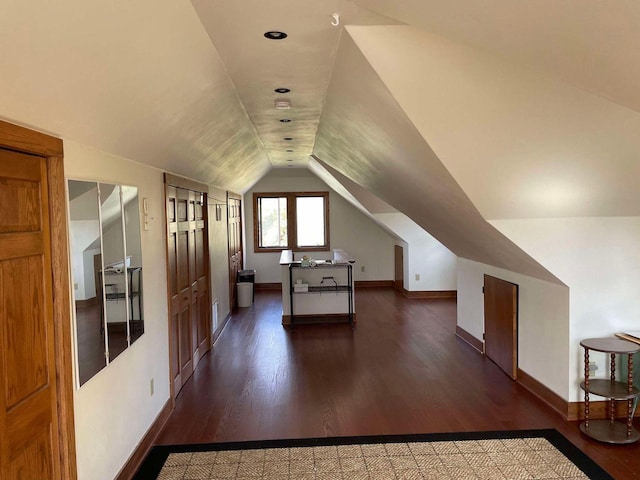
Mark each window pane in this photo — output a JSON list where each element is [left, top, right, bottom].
[[296, 196, 325, 247], [259, 197, 287, 248]]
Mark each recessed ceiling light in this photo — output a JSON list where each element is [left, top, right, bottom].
[[286, 149, 294, 152], [287, 159, 294, 162], [264, 31, 287, 40], [274, 88, 290, 94], [280, 119, 291, 123], [283, 137, 293, 141]]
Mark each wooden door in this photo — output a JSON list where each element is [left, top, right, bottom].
[[394, 245, 404, 292], [0, 137, 75, 479], [165, 175, 211, 399], [484, 275, 518, 380], [227, 193, 242, 309]]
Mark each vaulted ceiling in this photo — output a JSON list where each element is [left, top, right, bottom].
[[1, 1, 638, 282]]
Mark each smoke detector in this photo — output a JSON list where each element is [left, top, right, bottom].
[[275, 99, 291, 110]]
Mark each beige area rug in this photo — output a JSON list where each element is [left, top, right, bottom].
[[135, 430, 612, 480]]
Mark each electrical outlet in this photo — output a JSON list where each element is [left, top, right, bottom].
[[150, 378, 154, 396], [361, 266, 365, 272], [415, 274, 420, 281]]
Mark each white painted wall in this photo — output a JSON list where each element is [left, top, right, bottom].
[[490, 217, 640, 402], [245, 169, 395, 284], [375, 213, 457, 291], [457, 258, 570, 400], [208, 186, 231, 329], [64, 141, 170, 480], [101, 210, 126, 268], [69, 220, 100, 300], [124, 191, 143, 267], [83, 247, 100, 300], [69, 187, 101, 301]]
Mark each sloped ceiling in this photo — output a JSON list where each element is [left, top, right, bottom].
[[355, 0, 640, 113], [307, 158, 402, 241], [192, 0, 399, 169], [2, 1, 638, 282], [308, 158, 398, 215], [314, 32, 561, 284], [0, 0, 269, 192], [344, 24, 640, 220]]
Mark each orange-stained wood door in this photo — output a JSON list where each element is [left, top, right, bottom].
[[484, 274, 518, 380], [227, 193, 242, 309], [0, 150, 60, 478]]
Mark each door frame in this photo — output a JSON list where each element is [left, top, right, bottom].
[[0, 120, 77, 478]]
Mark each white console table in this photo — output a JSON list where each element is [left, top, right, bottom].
[[279, 249, 355, 326]]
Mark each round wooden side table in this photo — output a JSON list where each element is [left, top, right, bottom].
[[579, 337, 640, 444]]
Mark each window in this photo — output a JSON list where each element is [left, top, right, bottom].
[[254, 192, 329, 252]]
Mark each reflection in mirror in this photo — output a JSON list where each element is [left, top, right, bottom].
[[69, 180, 145, 386], [68, 180, 106, 385], [122, 185, 144, 344], [99, 183, 128, 362]]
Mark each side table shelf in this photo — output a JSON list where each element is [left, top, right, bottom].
[[579, 337, 640, 444]]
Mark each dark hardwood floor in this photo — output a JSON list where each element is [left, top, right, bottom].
[[75, 302, 129, 385], [156, 288, 640, 479], [75, 302, 106, 385]]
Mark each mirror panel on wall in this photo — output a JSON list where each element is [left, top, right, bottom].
[[99, 183, 128, 362], [68, 181, 106, 385], [123, 185, 144, 343], [68, 180, 144, 386]]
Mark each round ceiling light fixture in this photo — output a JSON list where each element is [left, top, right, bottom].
[[264, 31, 287, 40], [274, 88, 290, 94], [280, 119, 291, 123]]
